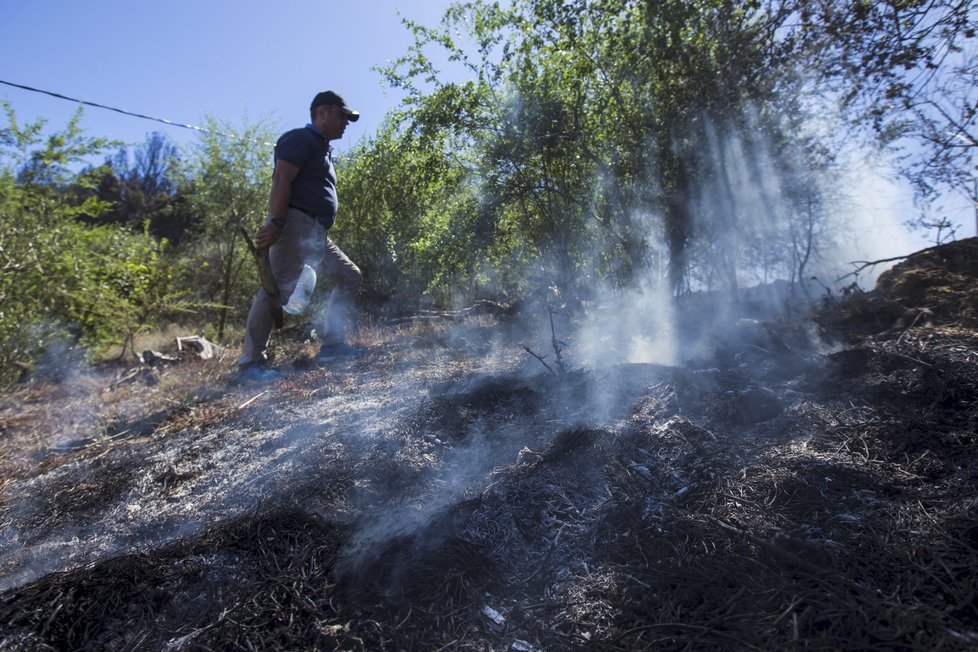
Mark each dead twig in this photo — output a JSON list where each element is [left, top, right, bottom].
[[237, 391, 267, 410], [549, 306, 568, 375], [523, 307, 568, 376], [522, 346, 556, 376], [832, 247, 946, 284]]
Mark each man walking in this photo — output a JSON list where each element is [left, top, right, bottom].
[[237, 91, 364, 381]]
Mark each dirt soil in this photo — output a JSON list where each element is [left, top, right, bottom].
[[1, 238, 977, 651]]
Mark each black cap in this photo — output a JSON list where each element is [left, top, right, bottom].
[[310, 91, 360, 122]]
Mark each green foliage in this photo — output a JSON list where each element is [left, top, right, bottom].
[[82, 132, 197, 245], [176, 117, 275, 341], [0, 106, 198, 382], [0, 0, 969, 383], [333, 123, 478, 306], [377, 0, 818, 299]]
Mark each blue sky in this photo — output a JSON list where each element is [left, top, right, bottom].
[[0, 1, 462, 154]]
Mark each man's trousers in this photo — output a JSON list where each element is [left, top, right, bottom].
[[237, 208, 362, 367]]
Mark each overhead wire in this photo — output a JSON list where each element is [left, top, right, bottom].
[[0, 78, 266, 144]]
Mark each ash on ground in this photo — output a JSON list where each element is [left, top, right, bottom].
[[1, 239, 977, 651]]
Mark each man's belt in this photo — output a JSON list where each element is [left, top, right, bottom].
[[288, 205, 333, 230]]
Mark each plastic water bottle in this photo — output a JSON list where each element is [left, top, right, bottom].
[[283, 264, 317, 315]]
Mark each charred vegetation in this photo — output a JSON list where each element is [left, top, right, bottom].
[[1, 239, 978, 650]]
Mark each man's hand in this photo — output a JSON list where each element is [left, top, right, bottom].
[[254, 221, 282, 249]]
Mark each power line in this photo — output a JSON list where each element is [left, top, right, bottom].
[[0, 78, 265, 143]]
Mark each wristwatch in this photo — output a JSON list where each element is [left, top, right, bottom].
[[270, 217, 287, 229]]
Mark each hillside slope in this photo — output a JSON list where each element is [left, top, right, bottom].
[[1, 239, 977, 650]]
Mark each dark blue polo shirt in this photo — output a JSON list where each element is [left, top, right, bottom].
[[275, 124, 337, 230]]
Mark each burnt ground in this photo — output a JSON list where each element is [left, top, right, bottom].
[[1, 238, 977, 651]]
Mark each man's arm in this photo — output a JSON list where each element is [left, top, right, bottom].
[[255, 159, 301, 249]]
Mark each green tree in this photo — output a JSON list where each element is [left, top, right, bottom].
[[380, 0, 824, 300], [0, 104, 191, 382], [81, 132, 197, 244], [334, 122, 476, 308], [178, 117, 275, 341]]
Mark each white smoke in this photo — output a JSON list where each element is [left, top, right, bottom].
[[825, 154, 934, 287], [573, 277, 679, 368]]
